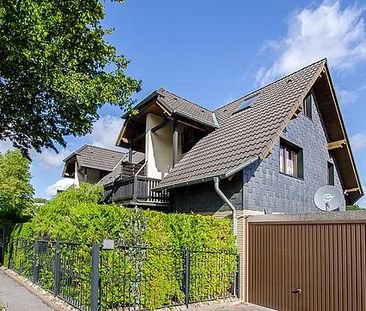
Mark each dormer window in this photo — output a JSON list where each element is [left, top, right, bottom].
[[303, 93, 314, 119]]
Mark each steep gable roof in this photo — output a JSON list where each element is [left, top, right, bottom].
[[121, 88, 217, 128], [156, 88, 217, 127], [157, 59, 326, 189], [63, 145, 125, 172], [116, 88, 217, 150]]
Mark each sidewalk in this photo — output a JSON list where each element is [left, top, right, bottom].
[[0, 270, 53, 311], [191, 301, 275, 311]]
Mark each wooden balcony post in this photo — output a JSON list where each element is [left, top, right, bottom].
[[173, 119, 178, 167], [128, 144, 133, 163], [133, 175, 138, 202]]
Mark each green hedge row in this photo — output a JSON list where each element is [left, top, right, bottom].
[[6, 184, 237, 310]]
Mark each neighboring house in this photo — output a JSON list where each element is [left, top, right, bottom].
[[62, 144, 144, 186], [106, 59, 362, 213]]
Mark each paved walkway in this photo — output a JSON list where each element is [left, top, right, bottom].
[[195, 302, 275, 311], [0, 270, 53, 311]]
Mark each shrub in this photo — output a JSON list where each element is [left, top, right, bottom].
[[7, 183, 236, 310]]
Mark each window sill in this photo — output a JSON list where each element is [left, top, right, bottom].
[[279, 171, 304, 181]]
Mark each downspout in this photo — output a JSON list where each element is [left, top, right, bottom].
[[213, 177, 237, 237]]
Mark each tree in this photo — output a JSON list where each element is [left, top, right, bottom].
[[346, 204, 363, 211], [0, 0, 140, 155], [0, 150, 34, 220]]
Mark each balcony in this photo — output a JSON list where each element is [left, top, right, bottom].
[[103, 175, 170, 207]]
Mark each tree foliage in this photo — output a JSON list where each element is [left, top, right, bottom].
[[0, 0, 140, 154], [346, 204, 363, 211], [0, 150, 34, 220]]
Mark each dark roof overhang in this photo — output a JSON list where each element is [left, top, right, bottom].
[[62, 155, 77, 178], [312, 63, 363, 204]]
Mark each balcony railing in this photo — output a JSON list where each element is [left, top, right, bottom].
[[105, 175, 170, 205]]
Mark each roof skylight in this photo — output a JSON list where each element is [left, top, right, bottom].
[[234, 94, 258, 113]]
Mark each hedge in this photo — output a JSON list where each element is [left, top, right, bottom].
[[6, 184, 237, 310]]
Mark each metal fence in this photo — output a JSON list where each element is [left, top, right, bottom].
[[6, 239, 239, 311]]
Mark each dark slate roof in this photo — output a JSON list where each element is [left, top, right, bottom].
[[98, 151, 145, 186], [156, 88, 217, 128], [64, 145, 125, 172], [157, 59, 326, 189]]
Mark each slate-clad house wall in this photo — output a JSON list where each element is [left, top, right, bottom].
[[172, 91, 345, 214], [242, 94, 345, 213], [172, 172, 243, 213]]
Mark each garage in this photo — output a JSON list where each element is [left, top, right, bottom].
[[247, 212, 366, 311]]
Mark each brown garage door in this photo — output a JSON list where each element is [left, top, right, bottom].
[[248, 221, 366, 311]]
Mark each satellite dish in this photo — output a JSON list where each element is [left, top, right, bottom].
[[314, 185, 344, 212]]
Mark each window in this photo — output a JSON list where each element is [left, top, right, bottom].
[[328, 162, 335, 186], [234, 94, 258, 113], [303, 93, 313, 119], [280, 140, 303, 178]]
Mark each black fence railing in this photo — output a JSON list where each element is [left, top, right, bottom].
[[8, 239, 93, 310], [6, 239, 239, 311]]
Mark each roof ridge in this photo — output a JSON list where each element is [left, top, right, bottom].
[[215, 58, 327, 112], [82, 144, 125, 154], [157, 88, 213, 113]]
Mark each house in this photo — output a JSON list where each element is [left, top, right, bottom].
[[64, 59, 363, 216], [62, 144, 144, 186], [59, 59, 364, 305]]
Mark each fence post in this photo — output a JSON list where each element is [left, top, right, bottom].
[[33, 240, 40, 283], [236, 254, 240, 298], [54, 242, 61, 296], [183, 248, 190, 308], [91, 244, 100, 311]]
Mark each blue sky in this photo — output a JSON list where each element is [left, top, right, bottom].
[[1, 0, 365, 206]]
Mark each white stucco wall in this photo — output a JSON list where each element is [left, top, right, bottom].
[[145, 113, 183, 179], [74, 162, 80, 186]]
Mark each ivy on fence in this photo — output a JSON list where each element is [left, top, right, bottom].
[[4, 184, 238, 310], [7, 239, 238, 311]]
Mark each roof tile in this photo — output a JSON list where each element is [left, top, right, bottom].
[[158, 59, 326, 189], [157, 88, 216, 127], [65, 145, 125, 172]]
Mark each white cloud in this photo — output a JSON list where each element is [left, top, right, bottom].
[[86, 115, 123, 150], [31, 148, 71, 170], [351, 133, 366, 151], [337, 85, 366, 106], [30, 114, 123, 169], [256, 1, 366, 86], [46, 178, 74, 197]]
